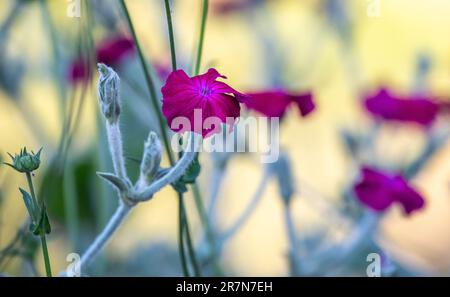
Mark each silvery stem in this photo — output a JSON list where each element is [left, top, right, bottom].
[[284, 202, 301, 276], [221, 170, 271, 242], [207, 167, 226, 220], [79, 202, 131, 272], [106, 122, 127, 180], [137, 133, 201, 201]]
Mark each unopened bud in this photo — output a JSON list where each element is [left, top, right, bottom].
[[140, 132, 162, 184], [4, 147, 42, 173], [97, 63, 121, 123]]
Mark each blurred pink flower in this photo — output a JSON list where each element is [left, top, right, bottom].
[[364, 88, 439, 127], [67, 58, 90, 85], [212, 0, 267, 16], [354, 167, 425, 215], [154, 62, 172, 82], [244, 90, 315, 118], [96, 36, 135, 65], [67, 36, 134, 85], [162, 68, 248, 138]]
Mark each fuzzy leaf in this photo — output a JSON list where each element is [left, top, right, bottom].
[[97, 172, 129, 192]]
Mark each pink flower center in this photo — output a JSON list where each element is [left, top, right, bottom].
[[200, 87, 213, 97]]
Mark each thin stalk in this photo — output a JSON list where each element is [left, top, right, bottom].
[[193, 0, 209, 75], [178, 195, 189, 277], [25, 172, 52, 277], [192, 183, 222, 275], [180, 195, 201, 276], [164, 0, 177, 70], [0, 0, 22, 41], [283, 202, 300, 276], [222, 171, 271, 241], [39, 233, 52, 277], [162, 0, 203, 276], [119, 0, 174, 165], [80, 202, 131, 271], [63, 164, 79, 250]]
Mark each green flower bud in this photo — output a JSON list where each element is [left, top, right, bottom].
[[140, 132, 162, 184], [4, 147, 42, 173], [98, 63, 121, 123]]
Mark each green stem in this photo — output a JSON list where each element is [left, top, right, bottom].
[[25, 172, 52, 277], [180, 195, 201, 276], [194, 0, 209, 75], [25, 173, 39, 207], [178, 194, 190, 277], [192, 183, 222, 275], [164, 0, 177, 70], [39, 233, 52, 277], [119, 0, 174, 165], [63, 164, 79, 250], [163, 0, 203, 277], [190, 0, 223, 275]]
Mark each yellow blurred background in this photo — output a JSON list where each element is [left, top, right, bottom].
[[0, 0, 449, 276]]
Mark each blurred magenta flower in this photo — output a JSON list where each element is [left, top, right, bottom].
[[244, 90, 315, 118], [67, 36, 134, 85], [354, 167, 425, 215], [96, 36, 135, 65], [67, 58, 90, 85], [364, 88, 439, 127], [162, 68, 248, 138], [212, 0, 267, 16], [154, 61, 171, 82]]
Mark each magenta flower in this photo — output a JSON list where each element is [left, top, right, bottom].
[[353, 167, 425, 215], [244, 89, 315, 118], [67, 37, 134, 85], [161, 68, 248, 138], [96, 36, 135, 65], [364, 88, 439, 127], [67, 58, 90, 85], [212, 0, 267, 16], [154, 62, 171, 82]]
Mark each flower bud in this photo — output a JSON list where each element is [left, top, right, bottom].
[[140, 132, 162, 184], [97, 63, 121, 123], [268, 152, 294, 204], [4, 147, 42, 173]]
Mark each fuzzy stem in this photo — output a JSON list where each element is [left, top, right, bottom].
[[193, 0, 209, 75], [207, 167, 225, 218], [283, 202, 300, 276], [106, 122, 127, 180], [222, 171, 271, 241], [80, 202, 131, 271], [137, 133, 201, 201]]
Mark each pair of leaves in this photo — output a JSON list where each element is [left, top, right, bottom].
[[98, 156, 201, 196], [19, 188, 51, 236], [171, 157, 201, 194]]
